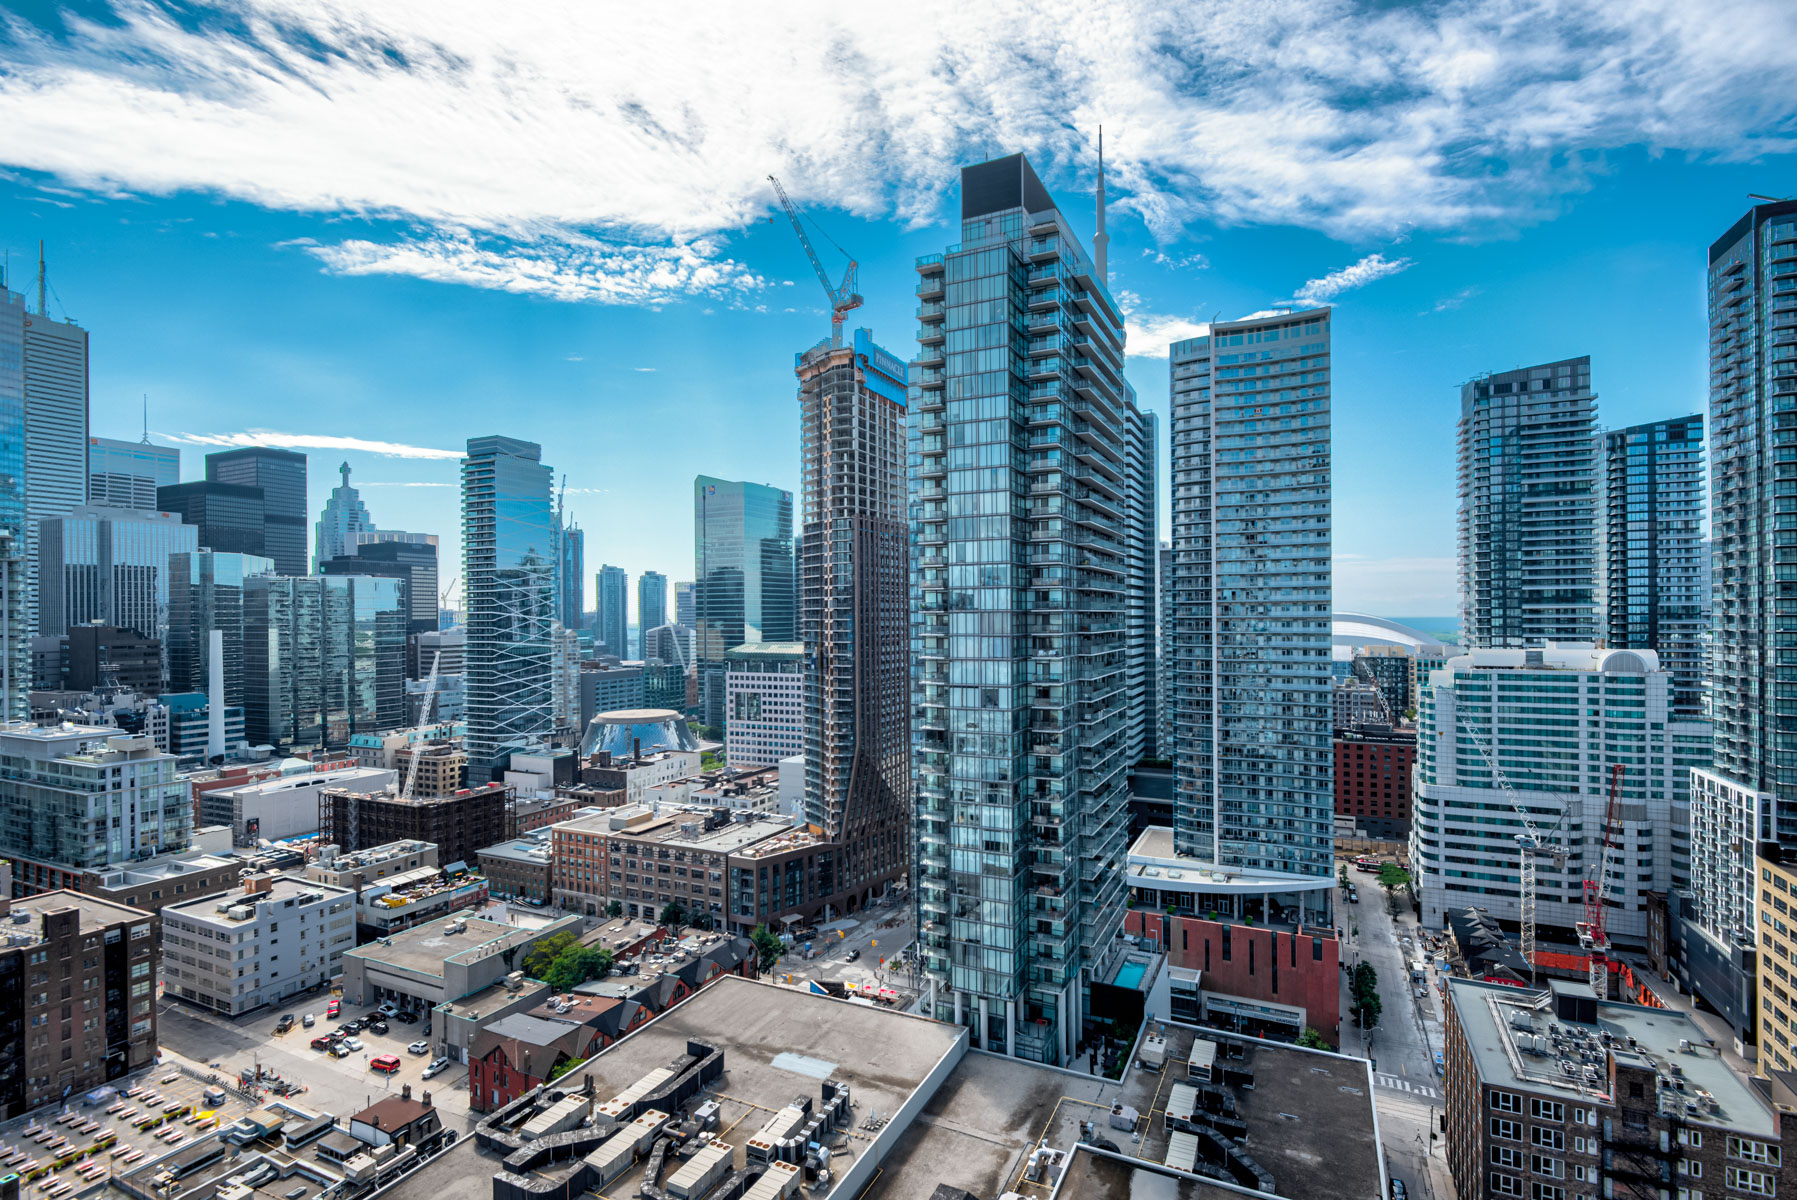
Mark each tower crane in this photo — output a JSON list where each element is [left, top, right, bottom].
[[1578, 762, 1627, 996], [767, 174, 862, 348], [402, 650, 443, 804], [1457, 715, 1570, 987]]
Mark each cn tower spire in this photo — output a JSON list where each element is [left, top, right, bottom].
[[1093, 126, 1109, 285]]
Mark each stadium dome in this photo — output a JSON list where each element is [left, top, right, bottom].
[[1332, 613, 1461, 665], [580, 708, 700, 759]]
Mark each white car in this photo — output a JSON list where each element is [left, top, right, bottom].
[[302, 1014, 316, 1028], [342, 1036, 363, 1051], [407, 1041, 430, 1056], [376, 1003, 399, 1017], [422, 1057, 449, 1079]]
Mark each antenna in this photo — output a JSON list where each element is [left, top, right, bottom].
[[141, 395, 149, 444], [36, 241, 45, 318], [1093, 126, 1108, 285]]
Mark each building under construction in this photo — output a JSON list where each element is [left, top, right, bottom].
[[317, 780, 514, 868]]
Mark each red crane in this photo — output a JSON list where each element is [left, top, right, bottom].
[[1578, 762, 1625, 994]]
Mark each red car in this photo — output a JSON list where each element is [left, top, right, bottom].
[[309, 1035, 333, 1051], [370, 1054, 401, 1074], [326, 999, 341, 1017]]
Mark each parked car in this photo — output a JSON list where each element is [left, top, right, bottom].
[[368, 1020, 389, 1035], [331, 1044, 354, 1059], [1390, 1180, 1407, 1200], [422, 1057, 449, 1079], [394, 1011, 419, 1024], [302, 1014, 316, 1028], [845, 949, 861, 962], [274, 1014, 295, 1034], [370, 1055, 402, 1074], [407, 1041, 430, 1056], [376, 1003, 399, 1017], [342, 1036, 363, 1051], [326, 999, 341, 1018], [309, 1036, 334, 1051], [327, 1030, 347, 1043]]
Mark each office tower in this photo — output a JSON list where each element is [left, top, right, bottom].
[[1599, 416, 1706, 716], [1167, 308, 1334, 881], [313, 461, 377, 570], [1411, 646, 1708, 943], [675, 580, 695, 627], [795, 329, 909, 900], [579, 662, 645, 731], [242, 573, 407, 750], [22, 290, 89, 533], [205, 446, 306, 574], [911, 153, 1145, 1064], [156, 480, 265, 556], [724, 642, 803, 769], [596, 564, 628, 659], [1456, 357, 1598, 648], [694, 478, 794, 732], [0, 293, 29, 719], [638, 571, 668, 636], [559, 520, 584, 632], [64, 624, 161, 695], [1125, 407, 1156, 760], [462, 436, 559, 778], [642, 622, 693, 668], [87, 436, 177, 509], [1685, 199, 1797, 1044], [36, 505, 198, 639], [165, 550, 274, 706], [321, 530, 441, 633]]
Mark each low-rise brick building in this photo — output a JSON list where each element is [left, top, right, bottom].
[[1333, 724, 1416, 840]]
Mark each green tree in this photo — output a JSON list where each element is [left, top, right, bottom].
[[1351, 962, 1382, 1029], [543, 944, 615, 992], [659, 901, 688, 928], [1378, 864, 1414, 915], [1296, 1027, 1328, 1050], [521, 931, 580, 980], [750, 924, 784, 973], [605, 900, 623, 919]]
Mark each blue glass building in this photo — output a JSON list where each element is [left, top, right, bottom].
[[693, 477, 794, 733]]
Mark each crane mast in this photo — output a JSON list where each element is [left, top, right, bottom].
[[1578, 762, 1626, 995], [768, 174, 863, 348], [402, 650, 443, 804]]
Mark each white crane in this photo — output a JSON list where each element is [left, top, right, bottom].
[[402, 650, 443, 804], [1456, 715, 1569, 987]]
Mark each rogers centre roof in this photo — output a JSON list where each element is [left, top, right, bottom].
[[1333, 612, 1460, 658]]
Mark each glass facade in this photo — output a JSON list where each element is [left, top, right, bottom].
[[559, 522, 584, 631], [638, 571, 668, 635], [596, 564, 628, 659], [324, 530, 441, 634], [167, 550, 275, 706], [797, 328, 909, 901], [1168, 309, 1333, 878], [911, 154, 1146, 1065], [88, 436, 178, 509], [37, 505, 199, 640], [243, 574, 406, 750], [312, 461, 377, 571], [462, 436, 559, 775], [693, 477, 794, 732], [1599, 416, 1706, 716], [1457, 357, 1598, 649], [22, 313, 88, 534], [155, 480, 265, 558], [205, 447, 307, 575], [0, 291, 27, 719]]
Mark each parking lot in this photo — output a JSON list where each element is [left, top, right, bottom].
[[158, 997, 478, 1131]]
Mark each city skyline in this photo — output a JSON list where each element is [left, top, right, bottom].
[[3, 6, 1792, 616]]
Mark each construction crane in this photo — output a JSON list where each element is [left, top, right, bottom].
[[1457, 715, 1569, 987], [402, 650, 443, 803], [1578, 763, 1626, 996], [767, 174, 862, 348]]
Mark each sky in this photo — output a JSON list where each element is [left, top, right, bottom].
[[0, 0, 1793, 622]]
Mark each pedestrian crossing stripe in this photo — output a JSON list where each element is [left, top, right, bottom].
[[1375, 1073, 1439, 1099]]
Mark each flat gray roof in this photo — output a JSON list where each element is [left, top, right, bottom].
[[346, 915, 546, 980]]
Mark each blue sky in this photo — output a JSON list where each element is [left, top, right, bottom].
[[0, 0, 1793, 620]]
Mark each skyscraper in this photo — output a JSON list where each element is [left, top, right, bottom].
[[911, 153, 1145, 1064], [1599, 415, 1706, 716], [675, 580, 695, 627], [1167, 308, 1334, 882], [1155, 540, 1171, 757], [558, 520, 584, 632], [242, 573, 407, 749], [36, 505, 198, 639], [1457, 358, 1598, 648], [88, 436, 177, 509], [322, 530, 440, 633], [0, 290, 29, 719], [1125, 407, 1157, 761], [796, 328, 909, 903], [166, 549, 274, 705], [694, 478, 794, 733], [637, 571, 668, 636], [1685, 200, 1797, 1042], [596, 564, 628, 659], [22, 302, 89, 532], [462, 436, 558, 778], [206, 446, 307, 575], [313, 461, 377, 570], [156, 480, 265, 557]]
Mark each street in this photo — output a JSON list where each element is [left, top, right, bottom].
[[1336, 869, 1454, 1200], [764, 894, 918, 1005]]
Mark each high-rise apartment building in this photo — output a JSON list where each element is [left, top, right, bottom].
[[156, 480, 265, 557], [675, 580, 695, 627], [242, 574, 407, 750], [1682, 200, 1797, 1041], [1125, 407, 1156, 761], [694, 478, 793, 732], [36, 505, 199, 640], [1167, 308, 1334, 882], [1156, 541, 1171, 756], [638, 571, 667, 637], [462, 436, 559, 778], [205, 446, 307, 575], [796, 328, 909, 902], [87, 437, 177, 510], [0, 292, 27, 720], [558, 521, 584, 633], [1457, 357, 1598, 648], [1599, 415, 1706, 716], [165, 550, 274, 706], [911, 153, 1146, 1064], [0, 723, 189, 871], [596, 564, 628, 659], [313, 461, 377, 570]]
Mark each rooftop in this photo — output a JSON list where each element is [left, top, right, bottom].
[[1127, 827, 1334, 896], [476, 834, 553, 866], [7, 890, 151, 939], [352, 1093, 434, 1132], [163, 874, 353, 924], [318, 839, 434, 870], [91, 850, 238, 888], [348, 913, 580, 982], [606, 811, 812, 857], [1448, 977, 1773, 1134], [435, 976, 550, 1021]]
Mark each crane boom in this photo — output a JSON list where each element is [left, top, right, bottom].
[[1579, 762, 1626, 995], [768, 174, 863, 347], [402, 650, 443, 804]]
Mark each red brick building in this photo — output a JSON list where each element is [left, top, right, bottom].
[[1333, 725, 1415, 839]]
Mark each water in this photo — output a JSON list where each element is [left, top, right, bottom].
[[1114, 962, 1147, 989]]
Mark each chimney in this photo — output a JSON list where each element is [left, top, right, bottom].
[[421, 1090, 431, 1108], [632, 737, 641, 763], [401, 1083, 411, 1101]]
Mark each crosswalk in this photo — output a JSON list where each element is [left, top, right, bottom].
[[1375, 1073, 1440, 1101]]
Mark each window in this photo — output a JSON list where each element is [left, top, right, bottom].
[[1681, 1160, 1703, 1178], [1530, 1154, 1563, 1178], [1530, 1127, 1564, 1151], [1725, 1167, 1774, 1196], [1491, 1090, 1523, 1113], [1529, 1184, 1564, 1200], [1729, 1136, 1780, 1166], [1491, 1146, 1522, 1168], [1491, 1118, 1522, 1141], [1529, 1098, 1564, 1122], [1489, 1174, 1523, 1197]]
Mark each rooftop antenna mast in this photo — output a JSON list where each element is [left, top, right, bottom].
[[35, 242, 45, 317], [1093, 126, 1109, 284], [141, 394, 149, 444], [767, 174, 862, 349]]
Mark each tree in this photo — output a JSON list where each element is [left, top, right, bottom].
[[659, 901, 688, 928], [1351, 962, 1382, 1029], [542, 944, 615, 992], [1378, 864, 1414, 915], [605, 900, 623, 919], [750, 924, 784, 973], [1296, 1027, 1328, 1050], [521, 931, 580, 981]]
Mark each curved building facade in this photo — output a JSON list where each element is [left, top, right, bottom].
[[579, 708, 699, 759]]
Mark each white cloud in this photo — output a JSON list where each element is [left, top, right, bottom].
[[633, 367, 656, 373], [158, 429, 462, 459], [1423, 286, 1480, 314], [1294, 253, 1414, 306], [0, 0, 1792, 301], [563, 354, 584, 362], [1126, 313, 1214, 359]]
